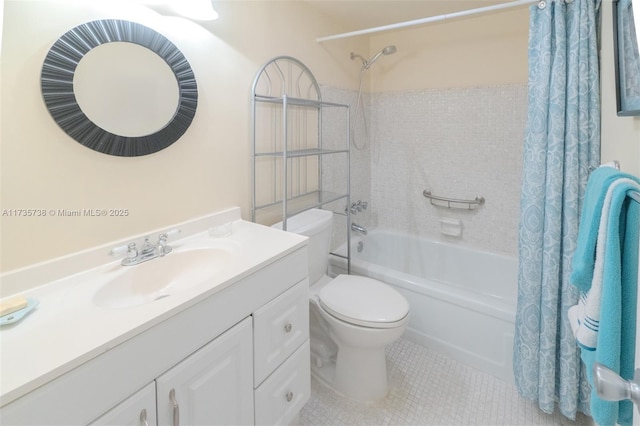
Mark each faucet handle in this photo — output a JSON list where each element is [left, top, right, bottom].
[[158, 228, 181, 243], [157, 229, 181, 256], [349, 201, 360, 214], [164, 228, 181, 239], [109, 242, 134, 257], [109, 242, 137, 260]]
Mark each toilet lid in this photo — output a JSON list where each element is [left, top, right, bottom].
[[318, 275, 409, 328]]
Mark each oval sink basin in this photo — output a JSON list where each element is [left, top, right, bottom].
[[93, 248, 232, 309]]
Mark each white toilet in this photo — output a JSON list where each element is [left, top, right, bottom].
[[275, 208, 409, 402]]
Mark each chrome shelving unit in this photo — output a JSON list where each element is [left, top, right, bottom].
[[251, 56, 351, 271]]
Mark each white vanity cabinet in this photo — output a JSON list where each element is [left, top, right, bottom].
[[89, 318, 254, 426], [0, 242, 310, 426], [155, 317, 254, 426]]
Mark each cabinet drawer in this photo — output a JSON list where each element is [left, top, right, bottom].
[[253, 279, 309, 386], [254, 340, 310, 426]]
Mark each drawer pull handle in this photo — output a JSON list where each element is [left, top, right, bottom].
[[169, 389, 180, 426], [286, 391, 294, 402], [284, 323, 293, 333], [139, 408, 149, 426]]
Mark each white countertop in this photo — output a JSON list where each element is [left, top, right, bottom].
[[0, 208, 306, 406]]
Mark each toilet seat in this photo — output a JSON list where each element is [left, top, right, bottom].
[[318, 275, 409, 329]]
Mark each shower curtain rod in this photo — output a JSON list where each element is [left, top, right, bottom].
[[316, 0, 540, 42]]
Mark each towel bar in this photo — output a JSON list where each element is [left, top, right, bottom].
[[422, 189, 485, 210]]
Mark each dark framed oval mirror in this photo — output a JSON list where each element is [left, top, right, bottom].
[[41, 19, 198, 156]]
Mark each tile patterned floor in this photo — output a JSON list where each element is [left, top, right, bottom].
[[297, 338, 591, 426]]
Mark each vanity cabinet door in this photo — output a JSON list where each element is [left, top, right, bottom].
[[89, 382, 156, 426], [156, 317, 253, 426]]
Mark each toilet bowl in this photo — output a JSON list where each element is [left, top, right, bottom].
[[310, 274, 409, 401], [273, 209, 409, 402]]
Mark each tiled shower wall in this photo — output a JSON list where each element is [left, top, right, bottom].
[[322, 84, 527, 256], [320, 86, 371, 208], [320, 86, 372, 250]]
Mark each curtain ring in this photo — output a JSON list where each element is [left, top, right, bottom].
[[537, 0, 547, 9]]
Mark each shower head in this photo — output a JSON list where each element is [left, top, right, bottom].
[[350, 45, 397, 70], [381, 45, 397, 55], [364, 45, 397, 69]]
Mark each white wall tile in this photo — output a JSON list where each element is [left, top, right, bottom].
[[369, 85, 527, 256], [322, 84, 527, 257]]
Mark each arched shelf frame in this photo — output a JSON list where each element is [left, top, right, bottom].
[[250, 56, 351, 272], [251, 55, 322, 102]]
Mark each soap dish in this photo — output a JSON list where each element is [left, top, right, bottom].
[[0, 298, 39, 326]]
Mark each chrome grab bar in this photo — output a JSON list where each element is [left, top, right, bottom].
[[422, 189, 485, 210]]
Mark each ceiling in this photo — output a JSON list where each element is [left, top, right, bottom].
[[302, 0, 523, 35]]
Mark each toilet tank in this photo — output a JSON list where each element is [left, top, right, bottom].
[[272, 209, 333, 284]]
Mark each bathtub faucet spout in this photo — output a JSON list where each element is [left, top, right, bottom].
[[351, 223, 368, 235]]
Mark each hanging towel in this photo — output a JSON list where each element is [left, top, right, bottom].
[[570, 166, 634, 291], [570, 178, 637, 349], [568, 168, 640, 426]]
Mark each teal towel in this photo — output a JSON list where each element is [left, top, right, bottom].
[[570, 170, 640, 426], [570, 167, 638, 292]]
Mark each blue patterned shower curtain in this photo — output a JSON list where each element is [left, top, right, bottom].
[[513, 0, 600, 419]]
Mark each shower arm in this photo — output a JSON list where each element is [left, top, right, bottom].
[[350, 52, 367, 66]]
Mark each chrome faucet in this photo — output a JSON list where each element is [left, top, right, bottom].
[[351, 223, 368, 235], [347, 200, 369, 214], [109, 229, 181, 266]]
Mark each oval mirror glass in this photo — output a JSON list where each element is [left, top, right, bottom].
[[74, 42, 180, 137]]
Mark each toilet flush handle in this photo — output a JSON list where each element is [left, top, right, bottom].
[[284, 323, 293, 333]]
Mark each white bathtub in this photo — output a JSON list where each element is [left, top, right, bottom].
[[330, 229, 518, 384]]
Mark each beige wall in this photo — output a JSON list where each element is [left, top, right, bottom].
[[368, 7, 529, 91], [0, 0, 366, 272]]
